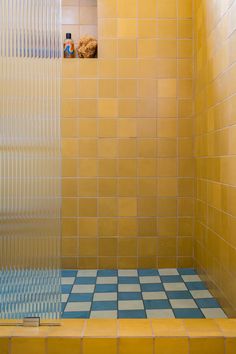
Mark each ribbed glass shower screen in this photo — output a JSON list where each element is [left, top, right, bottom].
[[0, 0, 62, 319]]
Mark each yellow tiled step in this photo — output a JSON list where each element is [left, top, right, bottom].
[[0, 319, 236, 354]]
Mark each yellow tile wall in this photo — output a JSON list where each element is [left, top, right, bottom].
[[62, 0, 194, 269], [194, 0, 236, 316]]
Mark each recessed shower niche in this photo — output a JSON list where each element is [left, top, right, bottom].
[[62, 0, 98, 58]]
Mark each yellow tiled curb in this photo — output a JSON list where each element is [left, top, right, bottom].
[[0, 319, 236, 354]]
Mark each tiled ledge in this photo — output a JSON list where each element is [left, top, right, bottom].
[[0, 319, 236, 354]]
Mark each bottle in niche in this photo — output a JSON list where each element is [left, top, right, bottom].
[[63, 33, 74, 58]]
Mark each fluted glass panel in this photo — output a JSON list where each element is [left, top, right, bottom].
[[0, 0, 62, 319]]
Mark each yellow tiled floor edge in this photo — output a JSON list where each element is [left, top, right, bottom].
[[0, 319, 236, 354]]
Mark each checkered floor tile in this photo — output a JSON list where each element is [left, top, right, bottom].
[[61, 268, 227, 319]]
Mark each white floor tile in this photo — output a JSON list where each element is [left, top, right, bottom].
[[118, 284, 141, 292], [71, 284, 95, 294], [182, 275, 201, 282], [170, 299, 197, 309], [64, 302, 91, 312], [146, 309, 175, 318], [139, 276, 161, 284], [159, 269, 179, 276], [118, 270, 138, 276], [62, 294, 69, 303], [142, 291, 167, 300], [190, 290, 213, 299], [201, 308, 227, 318], [77, 270, 97, 277], [96, 277, 117, 284], [118, 300, 144, 310], [93, 292, 117, 301], [61, 277, 75, 285], [90, 311, 117, 319], [163, 283, 187, 291]]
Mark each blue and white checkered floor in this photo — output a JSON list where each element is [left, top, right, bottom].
[[61, 268, 227, 319]]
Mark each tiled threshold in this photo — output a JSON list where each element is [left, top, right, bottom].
[[0, 319, 236, 354]]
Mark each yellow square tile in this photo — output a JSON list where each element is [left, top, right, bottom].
[[157, 0, 177, 18], [78, 79, 97, 98], [118, 40, 137, 58], [0, 338, 9, 354], [78, 159, 97, 177], [83, 338, 117, 354], [79, 218, 97, 237], [78, 198, 97, 217], [78, 179, 97, 197], [155, 337, 188, 354], [138, 0, 157, 18], [151, 319, 187, 336], [98, 139, 117, 157], [226, 338, 236, 354], [118, 159, 137, 177], [47, 338, 81, 354], [98, 198, 117, 217], [78, 139, 97, 157], [118, 139, 137, 157], [62, 198, 77, 217], [62, 238, 77, 257], [118, 19, 137, 38], [84, 319, 117, 337], [118, 0, 137, 17], [79, 238, 97, 257], [157, 20, 177, 39], [118, 178, 137, 197], [99, 238, 117, 256], [99, 159, 117, 177], [98, 99, 118, 118], [118, 80, 137, 98], [139, 20, 157, 38], [119, 218, 137, 237], [99, 178, 117, 197], [62, 179, 78, 197], [138, 39, 158, 58], [178, 0, 192, 18], [99, 79, 117, 98], [11, 338, 46, 354], [98, 119, 117, 138], [119, 238, 137, 257], [98, 218, 117, 237], [78, 119, 97, 138], [62, 218, 77, 237], [189, 338, 224, 354], [118, 119, 137, 137], [119, 319, 153, 337], [98, 18, 117, 38], [119, 198, 137, 216], [158, 79, 177, 97]]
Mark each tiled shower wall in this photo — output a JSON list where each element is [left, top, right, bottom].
[[194, 0, 236, 316], [61, 0, 194, 269]]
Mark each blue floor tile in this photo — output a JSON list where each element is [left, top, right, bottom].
[[161, 275, 183, 283], [118, 276, 139, 284], [61, 270, 77, 277], [74, 277, 96, 285], [186, 282, 207, 290], [174, 309, 204, 318], [95, 284, 118, 293], [167, 291, 193, 299], [119, 310, 146, 319], [144, 300, 171, 309], [138, 269, 159, 276], [92, 301, 117, 311], [178, 268, 197, 275], [68, 293, 93, 302], [61, 285, 73, 294], [62, 311, 90, 319], [97, 270, 118, 277], [195, 298, 221, 308], [118, 292, 142, 300], [141, 283, 164, 292]]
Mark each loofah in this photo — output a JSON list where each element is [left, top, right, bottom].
[[76, 36, 97, 58]]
